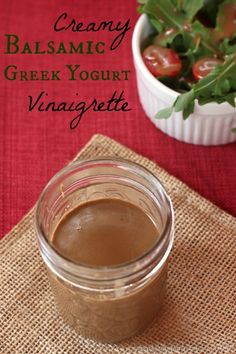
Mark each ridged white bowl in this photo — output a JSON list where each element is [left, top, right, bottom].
[[132, 14, 236, 145]]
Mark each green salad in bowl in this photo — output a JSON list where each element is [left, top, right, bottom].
[[137, 0, 236, 133]]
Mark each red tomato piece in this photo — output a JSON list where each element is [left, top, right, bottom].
[[192, 57, 223, 80], [142, 45, 182, 78]]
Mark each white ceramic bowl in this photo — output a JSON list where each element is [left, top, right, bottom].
[[132, 14, 236, 145]]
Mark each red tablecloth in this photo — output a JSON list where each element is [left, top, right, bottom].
[[0, 0, 235, 238]]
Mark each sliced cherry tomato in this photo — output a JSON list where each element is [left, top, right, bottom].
[[192, 57, 223, 81], [142, 45, 182, 78]]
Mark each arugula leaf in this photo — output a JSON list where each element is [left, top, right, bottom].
[[223, 93, 236, 107], [153, 29, 179, 47], [182, 99, 195, 119], [191, 21, 220, 56], [182, 0, 204, 21], [219, 38, 236, 55], [215, 79, 231, 96], [174, 90, 195, 118], [149, 16, 164, 33], [142, 0, 185, 30], [198, 92, 236, 106], [155, 105, 174, 119], [232, 127, 236, 133]]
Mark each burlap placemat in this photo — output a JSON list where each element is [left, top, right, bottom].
[[1, 134, 235, 354]]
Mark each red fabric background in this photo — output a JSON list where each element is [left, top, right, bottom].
[[0, 0, 235, 238]]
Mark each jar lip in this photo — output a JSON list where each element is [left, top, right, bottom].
[[35, 157, 174, 278]]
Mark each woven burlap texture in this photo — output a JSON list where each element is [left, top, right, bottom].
[[1, 134, 236, 354]]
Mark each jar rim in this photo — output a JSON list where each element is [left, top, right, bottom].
[[35, 157, 174, 283]]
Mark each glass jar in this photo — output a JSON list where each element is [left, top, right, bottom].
[[35, 158, 174, 343]]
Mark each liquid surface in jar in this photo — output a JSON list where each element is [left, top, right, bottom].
[[51, 199, 159, 266]]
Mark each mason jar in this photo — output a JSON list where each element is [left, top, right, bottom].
[[35, 158, 174, 343]]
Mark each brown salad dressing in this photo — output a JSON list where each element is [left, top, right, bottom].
[[52, 199, 159, 266], [48, 198, 168, 342]]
